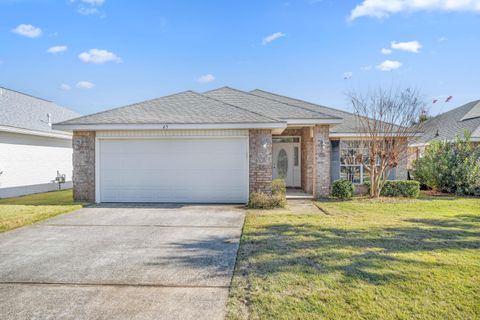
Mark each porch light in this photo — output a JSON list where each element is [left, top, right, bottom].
[[261, 137, 268, 149]]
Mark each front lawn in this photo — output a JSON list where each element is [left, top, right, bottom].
[[227, 195, 480, 319], [0, 189, 83, 233]]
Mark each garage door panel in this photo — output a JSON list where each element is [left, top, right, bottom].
[[99, 138, 248, 203], [100, 153, 246, 171], [101, 139, 244, 154], [101, 169, 246, 186]]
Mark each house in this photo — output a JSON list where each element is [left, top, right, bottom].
[[53, 87, 409, 203], [0, 87, 80, 198], [409, 100, 480, 166]]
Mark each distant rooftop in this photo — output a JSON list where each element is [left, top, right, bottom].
[[0, 87, 80, 134], [414, 100, 480, 145]]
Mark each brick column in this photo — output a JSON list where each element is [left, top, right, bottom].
[[313, 125, 331, 198], [249, 129, 272, 194], [301, 127, 315, 194], [72, 131, 96, 203]]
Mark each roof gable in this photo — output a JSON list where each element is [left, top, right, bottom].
[[461, 101, 480, 121]]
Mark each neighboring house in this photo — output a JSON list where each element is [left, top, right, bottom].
[[54, 87, 409, 204], [0, 87, 80, 198], [409, 100, 480, 166]]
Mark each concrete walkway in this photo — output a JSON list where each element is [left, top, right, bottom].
[[0, 204, 245, 320]]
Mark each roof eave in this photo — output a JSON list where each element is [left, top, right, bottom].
[[53, 122, 288, 132], [285, 118, 343, 126], [0, 124, 72, 139], [330, 132, 422, 138]]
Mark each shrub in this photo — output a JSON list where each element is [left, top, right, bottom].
[[364, 180, 420, 198], [332, 179, 355, 200], [272, 179, 287, 195], [248, 192, 286, 209], [412, 133, 480, 195], [381, 180, 420, 198]]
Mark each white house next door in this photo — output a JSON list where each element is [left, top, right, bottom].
[[272, 138, 301, 187]]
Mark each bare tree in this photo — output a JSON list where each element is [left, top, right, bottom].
[[348, 87, 424, 198]]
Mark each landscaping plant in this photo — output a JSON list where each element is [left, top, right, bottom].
[[412, 133, 480, 195], [332, 179, 355, 199]]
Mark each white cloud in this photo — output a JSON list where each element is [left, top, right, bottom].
[[381, 48, 392, 54], [343, 71, 353, 79], [262, 32, 286, 45], [360, 65, 373, 71], [350, 0, 480, 20], [438, 36, 448, 42], [78, 7, 100, 15], [78, 49, 121, 64], [47, 45, 68, 54], [12, 24, 42, 38], [391, 40, 422, 53], [60, 84, 72, 91], [76, 81, 95, 89], [80, 0, 104, 5], [197, 74, 215, 83], [377, 60, 402, 71]]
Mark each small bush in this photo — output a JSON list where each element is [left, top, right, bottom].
[[365, 180, 420, 198], [248, 192, 286, 209], [272, 179, 287, 195], [332, 179, 355, 200]]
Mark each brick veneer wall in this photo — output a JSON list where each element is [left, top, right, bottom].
[[301, 128, 315, 194], [396, 138, 409, 180], [249, 129, 273, 194], [72, 131, 96, 203], [313, 125, 331, 197]]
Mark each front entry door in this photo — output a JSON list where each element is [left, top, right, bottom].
[[272, 141, 301, 187]]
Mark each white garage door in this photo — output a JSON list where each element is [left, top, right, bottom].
[[99, 138, 248, 203]]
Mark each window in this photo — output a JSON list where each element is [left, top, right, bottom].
[[340, 141, 370, 184], [294, 146, 299, 166]]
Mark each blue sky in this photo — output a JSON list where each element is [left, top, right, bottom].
[[1, 0, 479, 116]]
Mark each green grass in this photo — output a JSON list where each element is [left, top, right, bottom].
[[0, 189, 83, 233], [227, 195, 480, 320]]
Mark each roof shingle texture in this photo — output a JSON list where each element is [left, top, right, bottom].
[[413, 100, 480, 145], [205, 87, 339, 121], [249, 89, 360, 133], [0, 87, 80, 133], [58, 91, 279, 125]]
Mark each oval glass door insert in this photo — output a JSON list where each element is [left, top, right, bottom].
[[277, 149, 288, 178]]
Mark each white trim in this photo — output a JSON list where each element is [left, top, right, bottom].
[[96, 129, 249, 138], [285, 118, 342, 125], [0, 125, 72, 139], [53, 122, 287, 131], [95, 137, 101, 204], [330, 132, 422, 138]]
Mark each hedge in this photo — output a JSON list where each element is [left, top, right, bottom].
[[364, 180, 420, 198], [248, 192, 287, 209]]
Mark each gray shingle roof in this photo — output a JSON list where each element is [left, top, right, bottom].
[[57, 90, 279, 125], [250, 89, 360, 133], [0, 87, 80, 134], [205, 87, 340, 121], [413, 100, 480, 145]]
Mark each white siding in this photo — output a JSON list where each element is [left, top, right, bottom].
[[0, 131, 73, 197]]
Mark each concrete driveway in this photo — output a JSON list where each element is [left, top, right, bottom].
[[0, 204, 245, 320]]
